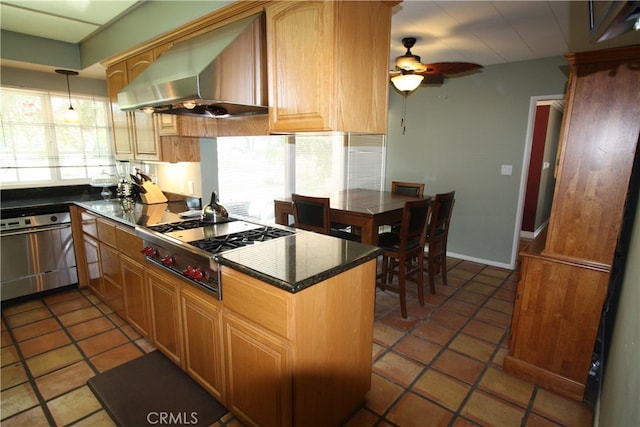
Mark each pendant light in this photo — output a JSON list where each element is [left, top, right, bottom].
[[55, 69, 80, 123]]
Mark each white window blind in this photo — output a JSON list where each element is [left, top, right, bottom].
[[0, 86, 114, 187]]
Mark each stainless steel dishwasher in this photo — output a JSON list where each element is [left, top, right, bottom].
[[1, 211, 78, 301]]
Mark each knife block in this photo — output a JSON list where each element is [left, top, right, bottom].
[[139, 182, 168, 204]]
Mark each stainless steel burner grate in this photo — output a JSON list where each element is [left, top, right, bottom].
[[190, 226, 293, 254]]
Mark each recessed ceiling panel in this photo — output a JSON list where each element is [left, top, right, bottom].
[[0, 5, 97, 43], [0, 0, 140, 43]]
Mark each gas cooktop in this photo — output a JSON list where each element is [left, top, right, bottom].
[[143, 217, 294, 254], [137, 216, 295, 297]]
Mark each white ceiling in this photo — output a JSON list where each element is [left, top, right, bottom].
[[2, 1, 640, 80]]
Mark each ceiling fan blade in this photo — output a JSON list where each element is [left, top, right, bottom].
[[423, 62, 483, 76], [421, 74, 445, 85]]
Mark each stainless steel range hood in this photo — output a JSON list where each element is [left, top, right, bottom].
[[117, 14, 267, 118]]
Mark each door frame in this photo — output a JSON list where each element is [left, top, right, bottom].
[[511, 94, 565, 267]]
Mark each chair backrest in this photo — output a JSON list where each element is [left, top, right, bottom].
[[291, 194, 331, 234], [428, 191, 455, 240], [398, 197, 433, 249], [392, 181, 425, 197]]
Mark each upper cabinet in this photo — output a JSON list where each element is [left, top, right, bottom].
[[106, 61, 133, 159], [265, 1, 393, 134], [103, 0, 396, 151], [106, 46, 205, 162]]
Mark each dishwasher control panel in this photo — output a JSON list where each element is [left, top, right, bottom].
[[0, 212, 71, 232]]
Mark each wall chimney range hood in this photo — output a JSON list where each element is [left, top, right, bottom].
[[118, 14, 267, 118]]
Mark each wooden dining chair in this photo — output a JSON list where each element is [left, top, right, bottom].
[[391, 181, 425, 197], [291, 194, 330, 233], [386, 181, 426, 234], [291, 194, 360, 241], [377, 197, 432, 318], [424, 191, 455, 293]]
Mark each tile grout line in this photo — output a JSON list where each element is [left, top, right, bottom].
[[1, 289, 147, 425], [371, 262, 505, 424], [1, 300, 67, 425]]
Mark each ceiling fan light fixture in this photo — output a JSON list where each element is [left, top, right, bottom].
[[391, 73, 424, 92], [55, 69, 80, 124]]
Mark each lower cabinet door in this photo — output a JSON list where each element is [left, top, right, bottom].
[[180, 285, 225, 403], [100, 244, 124, 316], [147, 267, 183, 366], [121, 255, 150, 337], [223, 312, 291, 427], [83, 234, 104, 298]]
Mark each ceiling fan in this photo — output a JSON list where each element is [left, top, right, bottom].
[[389, 37, 483, 91]]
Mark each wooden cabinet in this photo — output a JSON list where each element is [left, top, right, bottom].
[[71, 207, 105, 298], [159, 137, 200, 163], [157, 114, 216, 138], [82, 234, 103, 298], [148, 267, 183, 365], [223, 311, 291, 427], [126, 51, 161, 161], [121, 255, 151, 338], [505, 46, 640, 401], [106, 48, 208, 162], [180, 284, 226, 402], [105, 61, 134, 160], [70, 203, 377, 426], [220, 260, 376, 427], [265, 1, 393, 133], [100, 243, 124, 315]]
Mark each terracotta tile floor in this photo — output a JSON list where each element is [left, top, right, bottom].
[[0, 256, 594, 426]]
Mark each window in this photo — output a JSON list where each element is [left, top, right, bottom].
[[0, 87, 114, 187], [217, 133, 386, 223]]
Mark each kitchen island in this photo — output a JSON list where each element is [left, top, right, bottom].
[[71, 199, 382, 427]]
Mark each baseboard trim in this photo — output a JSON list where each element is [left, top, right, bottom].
[[446, 251, 515, 270]]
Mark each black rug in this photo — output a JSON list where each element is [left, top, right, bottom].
[[87, 351, 227, 427]]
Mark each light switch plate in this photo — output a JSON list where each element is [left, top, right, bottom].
[[501, 165, 513, 175]]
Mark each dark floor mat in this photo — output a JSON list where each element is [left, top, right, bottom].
[[87, 351, 227, 427]]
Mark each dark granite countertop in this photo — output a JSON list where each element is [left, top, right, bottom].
[[1, 185, 107, 217], [73, 199, 190, 228], [74, 199, 382, 294], [215, 232, 382, 293]]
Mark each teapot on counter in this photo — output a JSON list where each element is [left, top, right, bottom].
[[201, 191, 229, 223]]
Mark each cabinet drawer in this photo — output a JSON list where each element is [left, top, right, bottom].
[[97, 218, 117, 247], [116, 226, 144, 262], [221, 269, 291, 339]]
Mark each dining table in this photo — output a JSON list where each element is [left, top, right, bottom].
[[274, 189, 431, 246]]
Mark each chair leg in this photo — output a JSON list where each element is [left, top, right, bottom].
[[379, 256, 389, 290], [440, 253, 448, 286], [387, 259, 397, 283], [427, 255, 436, 294], [398, 258, 407, 319], [416, 254, 425, 307]]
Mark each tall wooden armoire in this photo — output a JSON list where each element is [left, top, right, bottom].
[[504, 45, 640, 401]]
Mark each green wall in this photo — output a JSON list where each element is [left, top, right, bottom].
[[81, 1, 231, 67], [0, 66, 107, 96], [0, 2, 231, 71], [386, 56, 568, 267]]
